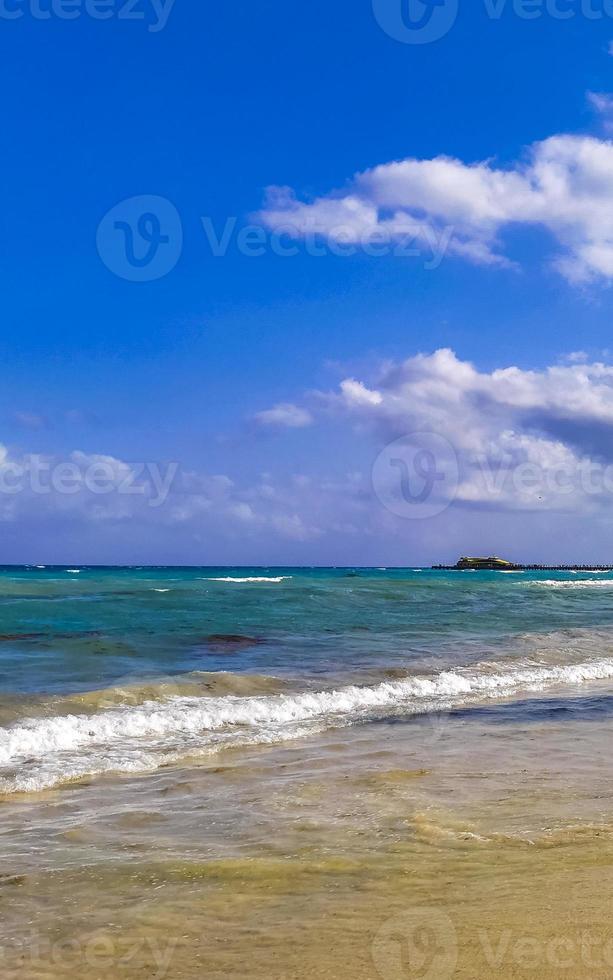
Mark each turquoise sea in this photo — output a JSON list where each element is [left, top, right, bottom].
[[5, 566, 613, 976], [2, 564, 613, 792]]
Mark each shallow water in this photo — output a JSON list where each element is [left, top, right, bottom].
[[3, 567, 613, 977]]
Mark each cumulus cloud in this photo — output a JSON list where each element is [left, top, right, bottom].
[[324, 348, 613, 512], [11, 349, 613, 562], [0, 446, 341, 545], [339, 379, 383, 407], [0, 449, 179, 522], [253, 402, 313, 428], [256, 132, 613, 283]]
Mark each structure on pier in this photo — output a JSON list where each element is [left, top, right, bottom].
[[432, 556, 613, 572], [456, 556, 516, 570]]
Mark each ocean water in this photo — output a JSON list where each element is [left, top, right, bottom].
[[3, 564, 613, 792], [5, 566, 613, 977]]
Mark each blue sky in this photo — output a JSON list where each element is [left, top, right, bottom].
[[5, 0, 613, 563]]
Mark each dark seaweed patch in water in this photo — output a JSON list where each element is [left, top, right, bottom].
[[0, 630, 103, 643], [199, 634, 266, 653], [0, 633, 47, 642]]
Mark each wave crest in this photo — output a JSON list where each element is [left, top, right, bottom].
[[202, 576, 292, 583], [529, 579, 613, 589], [3, 655, 613, 793]]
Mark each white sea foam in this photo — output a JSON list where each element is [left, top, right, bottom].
[[153, 588, 171, 593], [202, 576, 291, 584], [529, 579, 613, 589], [66, 569, 81, 574], [571, 569, 611, 574], [3, 655, 613, 793]]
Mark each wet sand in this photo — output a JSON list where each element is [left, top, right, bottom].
[[4, 683, 613, 979]]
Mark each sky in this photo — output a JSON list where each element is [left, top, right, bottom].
[[5, 0, 613, 563]]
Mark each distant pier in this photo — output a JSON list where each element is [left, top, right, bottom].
[[432, 564, 613, 572], [432, 555, 613, 571], [432, 563, 613, 572]]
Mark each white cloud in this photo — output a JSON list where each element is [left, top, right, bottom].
[[564, 351, 589, 364], [325, 348, 613, 511], [588, 91, 613, 115], [587, 91, 613, 136], [256, 131, 613, 283], [270, 513, 318, 541], [253, 402, 313, 428], [11, 349, 613, 559], [0, 445, 337, 544], [339, 379, 383, 407], [12, 411, 47, 430]]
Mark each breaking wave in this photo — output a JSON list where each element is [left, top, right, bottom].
[[529, 579, 613, 589], [202, 576, 292, 584], [3, 655, 613, 793]]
